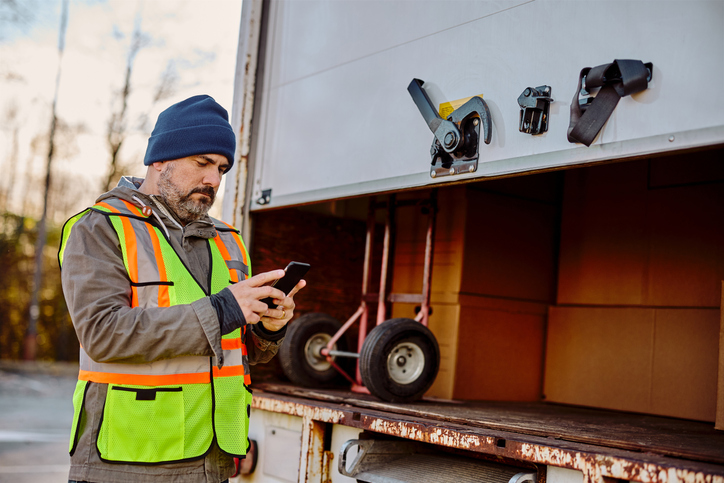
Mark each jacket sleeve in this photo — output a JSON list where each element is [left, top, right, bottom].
[[246, 323, 286, 365], [61, 211, 224, 365]]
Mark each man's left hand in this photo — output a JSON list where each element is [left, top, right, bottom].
[[259, 280, 306, 332]]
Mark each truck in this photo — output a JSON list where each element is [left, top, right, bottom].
[[220, 1, 724, 482]]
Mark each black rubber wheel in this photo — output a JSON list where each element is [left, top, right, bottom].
[[279, 312, 349, 387], [359, 318, 440, 403]]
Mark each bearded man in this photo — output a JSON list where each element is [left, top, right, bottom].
[[59, 95, 304, 483]]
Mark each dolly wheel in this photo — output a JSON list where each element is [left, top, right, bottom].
[[279, 312, 349, 387], [359, 318, 440, 403]]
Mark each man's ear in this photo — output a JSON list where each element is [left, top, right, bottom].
[[152, 161, 166, 172]]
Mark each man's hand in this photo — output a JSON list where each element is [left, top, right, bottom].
[[226, 270, 286, 325], [259, 279, 306, 332], [226, 270, 307, 330]]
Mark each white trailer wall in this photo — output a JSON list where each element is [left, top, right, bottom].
[[239, 0, 723, 211]]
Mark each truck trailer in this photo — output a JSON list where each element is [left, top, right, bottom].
[[220, 1, 724, 482]]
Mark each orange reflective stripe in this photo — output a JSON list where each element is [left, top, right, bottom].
[[213, 364, 251, 384], [221, 338, 242, 350], [213, 364, 244, 377], [145, 223, 170, 307], [218, 221, 249, 268], [119, 215, 139, 306], [241, 326, 248, 355], [102, 200, 168, 307], [96, 201, 120, 213], [231, 232, 248, 267], [120, 200, 144, 217], [79, 369, 211, 386], [212, 235, 238, 283], [97, 202, 141, 306]]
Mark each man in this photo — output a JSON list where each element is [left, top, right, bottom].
[[59, 95, 303, 482]]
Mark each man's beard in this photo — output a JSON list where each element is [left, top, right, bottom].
[[157, 164, 216, 224]]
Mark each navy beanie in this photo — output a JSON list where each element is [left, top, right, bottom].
[[143, 95, 236, 169]]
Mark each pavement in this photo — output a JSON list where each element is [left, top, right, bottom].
[[0, 361, 78, 483]]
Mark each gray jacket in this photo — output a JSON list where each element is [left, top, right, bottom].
[[61, 177, 282, 483]]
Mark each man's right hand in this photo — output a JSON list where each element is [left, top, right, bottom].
[[226, 270, 286, 325]]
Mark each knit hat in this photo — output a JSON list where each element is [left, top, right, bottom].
[[143, 95, 236, 169]]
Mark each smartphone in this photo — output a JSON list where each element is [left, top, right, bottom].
[[260, 261, 310, 307]]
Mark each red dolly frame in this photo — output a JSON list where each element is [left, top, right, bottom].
[[319, 191, 437, 393]]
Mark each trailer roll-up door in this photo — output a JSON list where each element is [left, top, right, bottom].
[[232, 0, 723, 211]]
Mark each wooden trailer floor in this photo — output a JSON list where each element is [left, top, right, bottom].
[[255, 383, 724, 467]]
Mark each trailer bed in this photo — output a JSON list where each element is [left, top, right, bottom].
[[254, 382, 724, 471]]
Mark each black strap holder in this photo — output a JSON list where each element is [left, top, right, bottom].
[[568, 59, 653, 147]]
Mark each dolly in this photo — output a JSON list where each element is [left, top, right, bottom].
[[278, 192, 441, 403]]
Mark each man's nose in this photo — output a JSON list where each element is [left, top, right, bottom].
[[203, 169, 222, 187]]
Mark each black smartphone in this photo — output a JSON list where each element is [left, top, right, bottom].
[[260, 261, 310, 307]]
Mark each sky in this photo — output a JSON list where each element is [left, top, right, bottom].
[[0, 0, 243, 222]]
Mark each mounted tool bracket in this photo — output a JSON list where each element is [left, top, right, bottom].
[[408, 78, 492, 179], [518, 85, 552, 135]]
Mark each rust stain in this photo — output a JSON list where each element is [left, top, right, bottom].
[[231, 3, 260, 226], [253, 396, 345, 423], [365, 417, 494, 450], [517, 444, 724, 483], [322, 451, 334, 483], [299, 416, 331, 483]]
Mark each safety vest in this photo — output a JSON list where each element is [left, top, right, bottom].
[[59, 197, 253, 464]]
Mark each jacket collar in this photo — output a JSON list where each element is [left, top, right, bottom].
[[96, 177, 218, 240]]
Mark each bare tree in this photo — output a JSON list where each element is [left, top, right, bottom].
[[136, 60, 178, 132], [100, 2, 183, 193], [0, 103, 20, 211], [24, 0, 69, 360], [100, 11, 149, 192]]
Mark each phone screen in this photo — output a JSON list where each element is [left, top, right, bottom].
[[260, 261, 310, 307]]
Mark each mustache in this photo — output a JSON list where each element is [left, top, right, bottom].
[[188, 186, 216, 200]]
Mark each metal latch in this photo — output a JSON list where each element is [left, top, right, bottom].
[[256, 189, 272, 205], [517, 85, 552, 135], [408, 78, 492, 179]]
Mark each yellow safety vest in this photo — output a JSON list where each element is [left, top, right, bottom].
[[59, 198, 253, 464]]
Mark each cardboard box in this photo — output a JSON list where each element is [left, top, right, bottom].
[[389, 185, 556, 401], [455, 295, 547, 401], [557, 160, 724, 308], [550, 156, 724, 422], [545, 306, 719, 421]]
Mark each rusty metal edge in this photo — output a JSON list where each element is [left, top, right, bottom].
[[252, 392, 724, 483], [223, 0, 263, 235]]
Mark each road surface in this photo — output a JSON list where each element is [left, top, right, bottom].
[[0, 361, 77, 483]]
